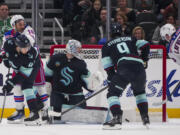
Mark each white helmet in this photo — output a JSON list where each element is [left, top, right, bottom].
[[10, 15, 25, 28], [66, 39, 82, 59], [160, 23, 176, 42]]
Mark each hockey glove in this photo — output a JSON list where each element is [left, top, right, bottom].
[[2, 79, 14, 94], [0, 50, 6, 64], [143, 61, 148, 69]]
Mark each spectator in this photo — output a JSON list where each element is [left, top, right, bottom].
[[132, 26, 145, 40], [70, 0, 92, 42], [160, 0, 178, 20], [152, 14, 177, 45], [82, 0, 102, 27], [112, 0, 136, 24], [135, 0, 153, 13], [153, 0, 175, 23], [80, 0, 102, 44], [0, 3, 11, 48], [89, 8, 107, 44], [115, 12, 134, 36]]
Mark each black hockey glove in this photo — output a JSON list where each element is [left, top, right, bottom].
[[0, 51, 6, 64], [0, 57, 2, 64], [2, 79, 14, 94]]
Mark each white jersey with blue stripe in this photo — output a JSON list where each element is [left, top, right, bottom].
[[168, 27, 180, 65]]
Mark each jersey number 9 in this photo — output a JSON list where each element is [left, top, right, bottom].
[[117, 42, 130, 54]]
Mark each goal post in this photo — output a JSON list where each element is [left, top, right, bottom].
[[49, 44, 167, 122], [149, 45, 167, 122]]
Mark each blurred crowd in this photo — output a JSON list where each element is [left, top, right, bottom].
[[54, 0, 178, 50], [0, 0, 179, 50]]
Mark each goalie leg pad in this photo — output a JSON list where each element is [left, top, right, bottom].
[[61, 107, 108, 124]]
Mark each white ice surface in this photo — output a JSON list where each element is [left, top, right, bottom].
[[0, 119, 180, 135]]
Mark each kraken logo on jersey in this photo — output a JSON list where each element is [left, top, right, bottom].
[[60, 67, 74, 86]]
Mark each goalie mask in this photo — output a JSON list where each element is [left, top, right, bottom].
[[66, 39, 82, 59], [10, 15, 25, 28], [160, 24, 176, 42]]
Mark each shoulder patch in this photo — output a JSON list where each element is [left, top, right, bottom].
[[55, 61, 61, 67]]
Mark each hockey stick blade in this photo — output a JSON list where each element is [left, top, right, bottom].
[[49, 86, 108, 117], [152, 81, 180, 106], [152, 100, 167, 106]]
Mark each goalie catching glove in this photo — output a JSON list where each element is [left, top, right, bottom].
[[88, 71, 104, 90]]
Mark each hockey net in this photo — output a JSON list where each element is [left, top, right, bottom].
[[50, 44, 167, 122]]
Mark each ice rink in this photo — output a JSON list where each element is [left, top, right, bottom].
[[0, 119, 180, 135]]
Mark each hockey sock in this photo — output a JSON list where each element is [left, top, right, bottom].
[[135, 93, 148, 116], [13, 85, 24, 110], [35, 86, 49, 109], [107, 96, 122, 116], [23, 88, 38, 111]]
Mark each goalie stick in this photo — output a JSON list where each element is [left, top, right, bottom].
[[49, 86, 109, 117], [152, 81, 180, 106]]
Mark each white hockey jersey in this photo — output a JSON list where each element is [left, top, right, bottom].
[[2, 25, 35, 48], [21, 25, 35, 46], [168, 27, 180, 65]]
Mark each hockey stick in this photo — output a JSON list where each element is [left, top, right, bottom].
[[0, 91, 7, 123], [49, 86, 109, 117], [0, 68, 10, 123], [152, 81, 180, 106]]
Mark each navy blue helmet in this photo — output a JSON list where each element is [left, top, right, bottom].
[[15, 34, 30, 48], [111, 23, 122, 37]]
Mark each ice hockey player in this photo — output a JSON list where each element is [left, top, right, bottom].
[[101, 23, 150, 129], [1, 15, 48, 124], [2, 34, 43, 125], [45, 39, 92, 122], [160, 24, 179, 65]]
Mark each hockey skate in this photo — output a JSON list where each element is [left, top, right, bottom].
[[49, 116, 66, 124], [40, 108, 50, 124], [141, 115, 150, 129], [24, 111, 41, 126], [7, 109, 25, 124], [102, 114, 122, 130]]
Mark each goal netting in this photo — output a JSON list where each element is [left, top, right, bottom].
[[50, 44, 167, 122]]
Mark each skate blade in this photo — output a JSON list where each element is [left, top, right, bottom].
[[102, 124, 122, 130], [41, 120, 50, 125], [144, 123, 150, 129], [24, 119, 41, 126], [7, 119, 24, 124]]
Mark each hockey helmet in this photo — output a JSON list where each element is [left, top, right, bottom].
[[111, 23, 122, 37], [66, 39, 82, 59], [15, 34, 30, 48], [160, 23, 176, 42], [10, 15, 25, 28]]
